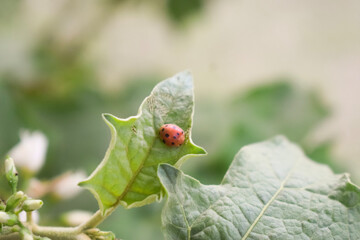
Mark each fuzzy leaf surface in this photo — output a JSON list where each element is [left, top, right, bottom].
[[79, 71, 206, 214], [159, 136, 360, 240]]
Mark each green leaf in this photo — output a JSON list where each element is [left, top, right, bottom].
[[159, 136, 360, 240], [79, 71, 206, 214]]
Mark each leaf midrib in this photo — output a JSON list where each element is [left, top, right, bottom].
[[241, 158, 300, 239], [114, 87, 185, 205], [185, 157, 300, 239], [113, 97, 158, 205]]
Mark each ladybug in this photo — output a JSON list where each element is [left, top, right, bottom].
[[159, 124, 185, 147]]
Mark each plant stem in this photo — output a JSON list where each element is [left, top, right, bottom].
[[21, 206, 117, 239], [2, 193, 120, 239], [11, 186, 16, 195], [76, 206, 116, 232], [30, 225, 83, 240], [76, 210, 103, 231], [0, 204, 118, 240], [0, 229, 90, 240], [25, 212, 32, 225]]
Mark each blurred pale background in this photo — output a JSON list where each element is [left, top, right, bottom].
[[1, 0, 359, 239]]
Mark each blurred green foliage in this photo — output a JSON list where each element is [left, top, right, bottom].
[[185, 81, 343, 185], [0, 75, 342, 240], [0, 0, 19, 24], [0, 1, 345, 239], [0, 76, 345, 239], [0, 76, 159, 178], [0, 75, 162, 238], [0, 1, 207, 238], [167, 0, 204, 23]]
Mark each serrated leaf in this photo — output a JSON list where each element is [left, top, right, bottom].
[[158, 136, 360, 240], [79, 71, 206, 214]]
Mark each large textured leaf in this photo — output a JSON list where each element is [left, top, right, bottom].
[[79, 71, 206, 214], [159, 136, 360, 240]]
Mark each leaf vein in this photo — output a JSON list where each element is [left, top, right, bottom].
[[241, 157, 300, 239]]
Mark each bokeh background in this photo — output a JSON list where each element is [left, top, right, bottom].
[[1, 0, 360, 239]]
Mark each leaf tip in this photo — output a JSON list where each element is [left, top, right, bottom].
[[195, 145, 207, 155], [77, 179, 87, 187], [102, 113, 116, 124], [171, 70, 194, 86], [176, 69, 192, 76], [181, 69, 193, 78], [271, 135, 289, 144]]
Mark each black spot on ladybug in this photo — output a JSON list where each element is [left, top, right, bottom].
[[172, 142, 175, 145], [165, 124, 168, 127], [177, 133, 179, 136], [182, 131, 184, 134], [162, 128, 164, 132], [163, 140, 165, 143], [173, 136, 176, 139], [165, 134, 169, 138]]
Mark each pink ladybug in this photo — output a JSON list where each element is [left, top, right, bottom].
[[159, 124, 185, 147]]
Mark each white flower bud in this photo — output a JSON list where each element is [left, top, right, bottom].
[[22, 199, 43, 212], [0, 212, 18, 225], [5, 157, 18, 193], [52, 171, 86, 199], [0, 211, 10, 223], [5, 157, 17, 176], [8, 130, 48, 174]]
